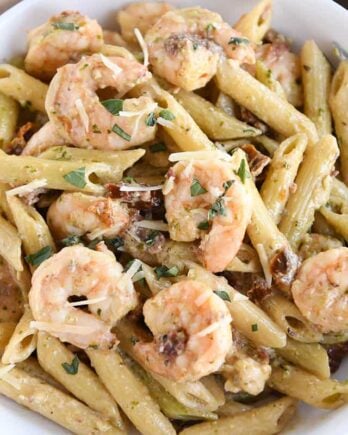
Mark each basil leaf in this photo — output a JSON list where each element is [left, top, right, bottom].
[[25, 246, 53, 266], [159, 109, 175, 121], [150, 142, 167, 153], [213, 290, 231, 302], [229, 37, 250, 45], [145, 230, 160, 246], [145, 112, 157, 127], [112, 123, 131, 141], [62, 355, 80, 375], [52, 22, 79, 31], [197, 220, 209, 230], [190, 179, 207, 197], [101, 99, 123, 115], [236, 159, 250, 184], [251, 323, 258, 332], [63, 167, 86, 188], [223, 180, 234, 191], [208, 197, 226, 220], [60, 235, 81, 247], [155, 265, 179, 278]]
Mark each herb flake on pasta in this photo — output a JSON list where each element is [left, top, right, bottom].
[[25, 246, 53, 266], [112, 123, 131, 141], [63, 167, 87, 188], [62, 355, 80, 375]]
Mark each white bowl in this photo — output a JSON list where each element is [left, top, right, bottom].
[[0, 0, 347, 433]]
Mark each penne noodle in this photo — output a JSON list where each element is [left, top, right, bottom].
[[0, 64, 48, 112], [174, 89, 261, 140], [301, 40, 332, 137], [0, 214, 23, 271], [279, 135, 339, 250], [234, 0, 273, 44], [0, 322, 16, 353], [216, 60, 318, 146], [261, 134, 307, 224], [329, 61, 348, 184], [255, 60, 286, 99], [0, 93, 19, 148]]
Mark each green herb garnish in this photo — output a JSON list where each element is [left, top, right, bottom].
[[159, 109, 175, 121], [145, 230, 160, 246], [63, 167, 86, 188], [25, 246, 53, 266], [213, 290, 231, 302], [112, 124, 131, 141], [102, 99, 123, 115], [105, 237, 124, 252], [223, 180, 234, 191], [145, 112, 157, 127], [190, 179, 207, 197], [236, 159, 250, 184], [62, 355, 80, 375], [251, 323, 258, 332], [155, 265, 179, 278], [60, 235, 81, 247], [52, 22, 79, 31], [208, 197, 226, 220], [229, 37, 250, 45], [150, 142, 167, 153], [197, 220, 209, 230]]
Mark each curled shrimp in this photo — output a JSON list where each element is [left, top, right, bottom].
[[164, 159, 252, 273], [292, 247, 348, 333], [145, 7, 255, 91], [118, 2, 173, 44], [134, 279, 232, 382], [22, 122, 66, 156], [25, 11, 104, 81], [46, 53, 157, 150], [47, 192, 130, 241], [29, 246, 138, 349]]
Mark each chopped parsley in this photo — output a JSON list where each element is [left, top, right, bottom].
[[112, 123, 131, 141], [123, 176, 136, 183], [223, 180, 234, 191], [236, 159, 250, 184], [192, 42, 199, 50], [251, 323, 258, 332], [63, 167, 87, 188], [208, 197, 226, 220], [206, 23, 216, 34], [149, 142, 167, 153], [145, 230, 160, 246], [213, 290, 231, 302], [62, 355, 80, 375], [60, 235, 81, 247], [52, 22, 79, 31], [25, 246, 53, 266], [190, 179, 207, 197], [145, 112, 157, 127], [155, 265, 179, 278], [102, 99, 124, 115], [105, 237, 124, 252], [158, 109, 175, 121], [229, 37, 250, 45], [197, 220, 209, 230]]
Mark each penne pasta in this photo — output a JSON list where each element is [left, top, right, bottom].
[[329, 61, 348, 184], [279, 135, 339, 250], [216, 60, 318, 146], [0, 214, 23, 271], [255, 60, 286, 99], [0, 64, 48, 112], [261, 134, 307, 224], [301, 40, 332, 137], [234, 0, 273, 44], [0, 322, 16, 353], [37, 332, 125, 431], [0, 93, 19, 148], [174, 89, 261, 140]]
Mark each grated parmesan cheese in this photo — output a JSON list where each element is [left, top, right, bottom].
[[134, 28, 149, 67], [122, 259, 142, 283], [75, 98, 89, 132], [195, 315, 232, 337], [30, 321, 96, 335], [100, 54, 122, 77], [169, 150, 232, 162], [135, 220, 169, 231], [6, 179, 47, 197], [69, 296, 107, 307], [156, 117, 175, 129], [120, 184, 163, 192], [255, 243, 272, 288], [162, 176, 175, 195], [132, 270, 145, 282]]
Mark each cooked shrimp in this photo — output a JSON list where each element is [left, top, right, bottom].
[[118, 2, 173, 44], [25, 11, 104, 81], [164, 160, 252, 273], [29, 246, 138, 349], [46, 53, 157, 150], [292, 247, 348, 333], [22, 122, 66, 156], [134, 279, 232, 382], [256, 42, 302, 106], [145, 7, 255, 90], [0, 257, 23, 323], [47, 192, 130, 241]]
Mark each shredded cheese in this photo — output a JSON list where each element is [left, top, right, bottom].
[[195, 315, 232, 337], [100, 53, 122, 77], [134, 28, 149, 67], [69, 296, 108, 307], [6, 179, 47, 197], [135, 220, 169, 231], [123, 259, 142, 282], [30, 321, 96, 335], [132, 270, 145, 282], [156, 117, 175, 128], [195, 290, 212, 307], [119, 184, 163, 192], [87, 228, 111, 241], [75, 98, 89, 132], [169, 150, 232, 162], [162, 176, 175, 195], [255, 243, 272, 288]]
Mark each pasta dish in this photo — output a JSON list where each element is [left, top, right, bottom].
[[0, 0, 347, 433]]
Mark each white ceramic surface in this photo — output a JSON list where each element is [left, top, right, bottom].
[[0, 0, 347, 433]]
